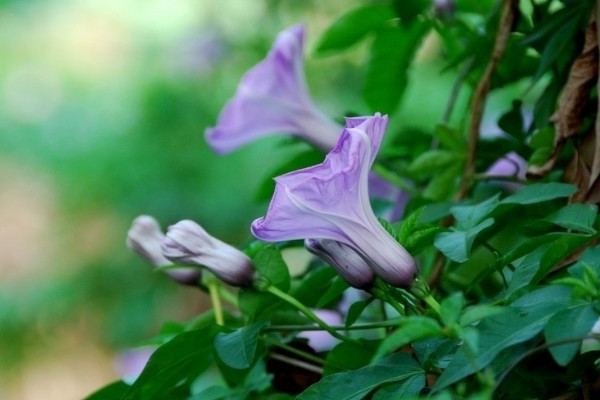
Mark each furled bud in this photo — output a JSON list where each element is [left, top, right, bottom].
[[126, 215, 201, 286], [162, 220, 254, 287], [305, 239, 374, 289]]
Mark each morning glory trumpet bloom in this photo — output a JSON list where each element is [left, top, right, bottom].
[[126, 215, 201, 286], [162, 220, 255, 287], [205, 24, 341, 153], [252, 114, 417, 287]]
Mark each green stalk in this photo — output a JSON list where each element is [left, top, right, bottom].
[[265, 285, 354, 343], [208, 280, 224, 326]]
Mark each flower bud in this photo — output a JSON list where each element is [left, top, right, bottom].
[[305, 239, 374, 289], [126, 215, 201, 286], [162, 220, 254, 287]]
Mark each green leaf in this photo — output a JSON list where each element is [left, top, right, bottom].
[[297, 352, 424, 400], [435, 124, 466, 152], [294, 267, 338, 307], [505, 244, 550, 295], [373, 316, 444, 360], [544, 304, 598, 366], [124, 326, 217, 399], [315, 3, 395, 54], [363, 21, 430, 114], [393, 0, 430, 26], [498, 101, 525, 138], [423, 163, 461, 201], [434, 218, 494, 263], [253, 245, 291, 291], [187, 386, 233, 400], [83, 381, 129, 400], [408, 150, 464, 177], [532, 16, 581, 83], [529, 126, 554, 149], [238, 288, 285, 321], [543, 203, 598, 234], [501, 183, 577, 205], [214, 322, 267, 369], [439, 292, 466, 327], [451, 194, 500, 230], [345, 299, 372, 328], [371, 372, 425, 399], [459, 305, 508, 327], [316, 276, 349, 308], [434, 285, 572, 391], [397, 208, 424, 244], [500, 233, 560, 269], [533, 234, 594, 283], [405, 226, 442, 254], [324, 341, 375, 376], [568, 244, 600, 278]]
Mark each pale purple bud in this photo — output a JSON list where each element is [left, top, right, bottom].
[[126, 215, 201, 286], [205, 24, 341, 153], [162, 220, 255, 287], [252, 114, 418, 287], [305, 239, 374, 289]]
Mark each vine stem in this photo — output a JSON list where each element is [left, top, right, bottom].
[[456, 0, 519, 200], [260, 336, 331, 369], [264, 319, 403, 332], [266, 285, 355, 343], [207, 280, 224, 326]]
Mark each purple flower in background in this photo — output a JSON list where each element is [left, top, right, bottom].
[[162, 220, 255, 287], [485, 152, 526, 192], [205, 24, 341, 154], [305, 239, 375, 289], [114, 347, 156, 384], [126, 216, 201, 286], [297, 309, 342, 352], [252, 114, 417, 287]]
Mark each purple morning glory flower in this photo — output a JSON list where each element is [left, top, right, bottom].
[[126, 215, 201, 286], [251, 114, 417, 287], [162, 220, 255, 287], [205, 24, 341, 154]]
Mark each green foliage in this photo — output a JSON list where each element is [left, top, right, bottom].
[[363, 20, 431, 114], [215, 322, 268, 369], [297, 353, 425, 400], [314, 3, 396, 54], [62, 1, 600, 399], [124, 326, 218, 399]]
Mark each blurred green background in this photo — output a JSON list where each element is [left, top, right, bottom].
[[0, 0, 479, 398]]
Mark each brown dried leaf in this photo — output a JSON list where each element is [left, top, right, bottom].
[[565, 128, 600, 203], [527, 10, 598, 179], [550, 12, 598, 140]]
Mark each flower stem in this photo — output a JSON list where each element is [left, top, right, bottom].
[[218, 286, 239, 308], [422, 294, 441, 315], [264, 319, 403, 332], [260, 335, 330, 368], [208, 280, 224, 326], [265, 285, 352, 343]]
